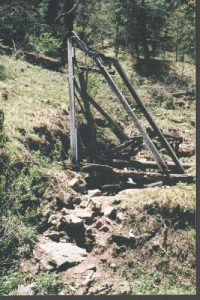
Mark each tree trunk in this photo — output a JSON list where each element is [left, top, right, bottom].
[[139, 4, 151, 65], [61, 0, 75, 65], [115, 23, 120, 57], [134, 37, 140, 62], [46, 0, 59, 26]]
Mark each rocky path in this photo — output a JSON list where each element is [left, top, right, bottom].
[[19, 176, 195, 295], [25, 183, 142, 295]]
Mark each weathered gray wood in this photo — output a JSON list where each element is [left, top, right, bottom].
[[80, 66, 115, 75], [81, 163, 194, 183], [112, 59, 184, 174], [82, 164, 114, 173], [101, 182, 145, 192], [111, 137, 143, 153], [68, 37, 78, 164], [111, 159, 193, 171], [92, 55, 169, 175]]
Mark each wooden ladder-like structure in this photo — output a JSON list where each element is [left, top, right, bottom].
[[67, 32, 185, 176]]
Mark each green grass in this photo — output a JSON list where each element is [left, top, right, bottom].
[[0, 56, 67, 140], [34, 272, 63, 295]]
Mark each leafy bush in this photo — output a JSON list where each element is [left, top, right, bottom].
[[26, 33, 61, 57], [34, 272, 62, 295], [0, 148, 46, 265], [164, 72, 189, 89], [149, 86, 174, 109], [19, 227, 37, 258], [0, 268, 25, 295]]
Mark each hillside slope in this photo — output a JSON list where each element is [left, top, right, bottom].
[[0, 54, 196, 295]]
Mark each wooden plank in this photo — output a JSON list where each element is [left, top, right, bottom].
[[112, 59, 185, 174], [68, 37, 78, 164]]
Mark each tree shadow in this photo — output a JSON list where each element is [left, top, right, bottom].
[[0, 64, 7, 81], [134, 59, 171, 82]]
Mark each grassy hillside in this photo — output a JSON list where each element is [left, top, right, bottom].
[[0, 53, 196, 295]]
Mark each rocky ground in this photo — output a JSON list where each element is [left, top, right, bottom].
[[18, 179, 195, 295]]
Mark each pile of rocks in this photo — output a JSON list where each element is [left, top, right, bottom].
[[29, 181, 141, 295]]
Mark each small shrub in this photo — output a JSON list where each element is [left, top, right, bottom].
[[34, 272, 62, 295], [161, 95, 174, 109], [19, 227, 37, 258], [149, 86, 174, 109], [26, 33, 61, 57], [0, 268, 25, 295], [0, 160, 46, 263], [164, 73, 189, 89]]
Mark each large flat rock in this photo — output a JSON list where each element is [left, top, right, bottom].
[[33, 237, 87, 270]]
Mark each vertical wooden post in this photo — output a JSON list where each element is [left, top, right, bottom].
[[68, 36, 78, 164]]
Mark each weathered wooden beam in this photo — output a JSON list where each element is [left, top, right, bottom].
[[101, 182, 146, 193], [68, 37, 78, 164], [111, 137, 143, 153], [82, 164, 114, 173], [111, 159, 193, 171], [111, 59, 185, 174], [92, 55, 169, 175], [81, 163, 194, 183], [80, 66, 115, 75], [80, 66, 102, 74]]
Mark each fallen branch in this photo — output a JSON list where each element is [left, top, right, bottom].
[[172, 91, 194, 98]]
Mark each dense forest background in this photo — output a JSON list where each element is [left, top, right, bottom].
[[0, 0, 195, 65]]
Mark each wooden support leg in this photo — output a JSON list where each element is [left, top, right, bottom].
[[112, 59, 184, 174], [68, 37, 78, 165], [93, 56, 169, 175]]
